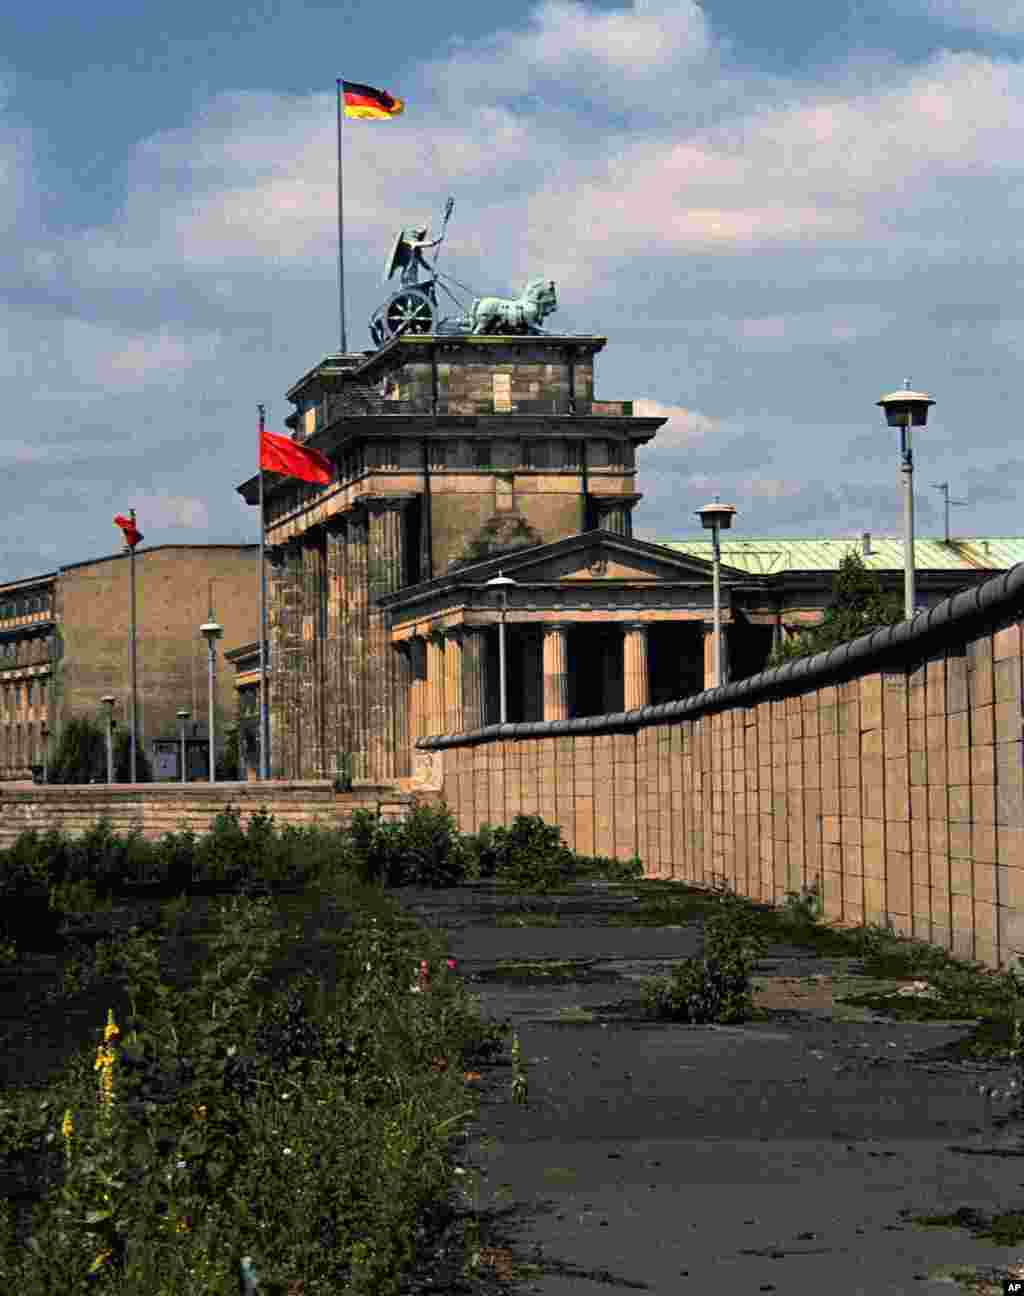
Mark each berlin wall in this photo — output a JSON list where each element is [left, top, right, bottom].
[[420, 564, 1024, 971]]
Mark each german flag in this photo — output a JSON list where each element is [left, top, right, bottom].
[[341, 80, 404, 120]]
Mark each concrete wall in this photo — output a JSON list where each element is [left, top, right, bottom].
[[0, 781, 414, 849], [423, 567, 1024, 970]]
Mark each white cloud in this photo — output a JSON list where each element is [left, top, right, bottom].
[[7, 1, 1024, 576], [633, 399, 716, 447]]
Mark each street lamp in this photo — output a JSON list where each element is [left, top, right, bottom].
[[484, 572, 517, 724], [877, 382, 935, 620], [101, 696, 116, 784], [199, 596, 223, 784], [696, 496, 737, 689], [177, 707, 190, 784]]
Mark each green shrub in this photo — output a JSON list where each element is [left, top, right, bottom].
[[490, 814, 574, 893], [113, 729, 154, 782], [570, 852, 644, 882], [194, 804, 252, 888], [347, 803, 468, 889], [154, 826, 199, 892], [641, 890, 768, 1024], [780, 879, 823, 929]]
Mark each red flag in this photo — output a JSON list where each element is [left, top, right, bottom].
[[114, 513, 143, 548], [259, 430, 333, 484]]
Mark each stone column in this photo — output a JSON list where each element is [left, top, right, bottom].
[[623, 622, 650, 711], [323, 520, 344, 781], [408, 635, 428, 741], [366, 499, 407, 783], [393, 641, 412, 778], [594, 501, 631, 536], [426, 632, 445, 736], [300, 530, 326, 779], [346, 507, 369, 780], [462, 627, 488, 731], [444, 628, 465, 734], [701, 620, 730, 689], [270, 540, 303, 778], [542, 623, 570, 721]]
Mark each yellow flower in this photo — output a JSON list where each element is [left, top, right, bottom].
[[62, 1108, 74, 1141], [103, 1009, 120, 1044], [88, 1248, 113, 1274], [175, 1217, 192, 1234]]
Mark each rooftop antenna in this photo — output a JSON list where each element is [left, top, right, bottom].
[[931, 481, 968, 544]]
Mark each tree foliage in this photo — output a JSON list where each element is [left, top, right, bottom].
[[767, 551, 904, 667], [48, 715, 154, 783], [48, 715, 107, 784], [113, 727, 153, 782], [215, 725, 241, 781]]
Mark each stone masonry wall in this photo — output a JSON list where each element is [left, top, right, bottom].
[[433, 606, 1024, 970], [0, 781, 415, 850]]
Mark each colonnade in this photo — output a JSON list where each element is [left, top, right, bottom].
[[405, 618, 729, 741]]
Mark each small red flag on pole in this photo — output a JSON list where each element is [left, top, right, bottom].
[[259, 429, 333, 484], [114, 513, 143, 548]]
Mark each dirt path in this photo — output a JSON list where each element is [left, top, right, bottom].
[[393, 880, 1024, 1296]]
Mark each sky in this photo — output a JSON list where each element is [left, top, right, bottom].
[[3, 0, 1024, 582]]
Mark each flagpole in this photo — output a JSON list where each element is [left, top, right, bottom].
[[129, 507, 138, 783], [258, 404, 269, 781], [336, 78, 347, 354]]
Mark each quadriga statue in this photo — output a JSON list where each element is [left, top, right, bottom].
[[460, 278, 557, 335]]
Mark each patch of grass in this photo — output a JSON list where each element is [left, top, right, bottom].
[[835, 991, 981, 1022], [487, 959, 583, 981], [494, 912, 561, 928], [912, 1205, 1024, 1247]]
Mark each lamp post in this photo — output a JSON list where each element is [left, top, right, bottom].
[[696, 496, 737, 689], [877, 382, 935, 620], [177, 707, 190, 784], [199, 590, 223, 784], [484, 572, 517, 725], [101, 696, 116, 784], [40, 722, 49, 784]]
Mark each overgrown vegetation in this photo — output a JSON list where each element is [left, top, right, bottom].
[[0, 812, 524, 1295], [767, 550, 904, 666]]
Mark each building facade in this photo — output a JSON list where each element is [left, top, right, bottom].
[[0, 545, 260, 781], [239, 330, 1015, 787]]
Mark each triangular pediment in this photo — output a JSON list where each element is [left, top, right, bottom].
[[466, 531, 750, 585], [380, 529, 760, 612]]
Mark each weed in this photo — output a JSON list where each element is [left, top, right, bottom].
[[639, 887, 768, 1025]]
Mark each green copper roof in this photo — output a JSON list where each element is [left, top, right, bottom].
[[655, 536, 1024, 576]]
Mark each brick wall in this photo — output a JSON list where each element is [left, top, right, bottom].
[[0, 781, 415, 849], [425, 573, 1024, 970]]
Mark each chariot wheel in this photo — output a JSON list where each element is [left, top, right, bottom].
[[385, 289, 434, 337]]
